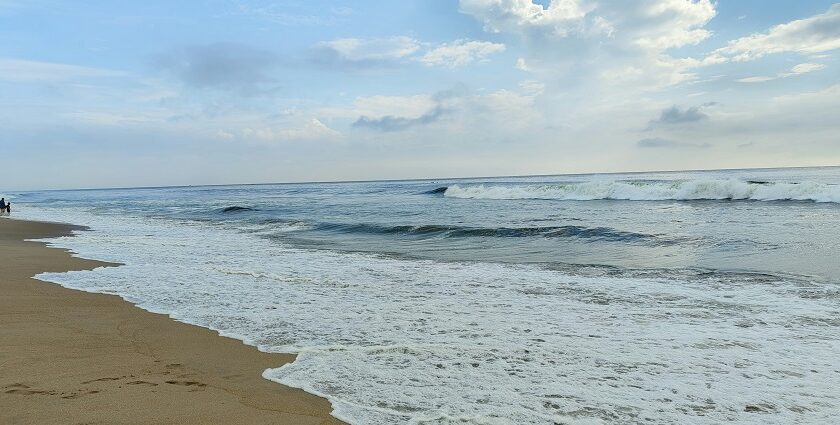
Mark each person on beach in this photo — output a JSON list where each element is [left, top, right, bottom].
[[0, 198, 6, 215]]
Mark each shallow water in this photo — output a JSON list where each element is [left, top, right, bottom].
[[13, 166, 840, 424]]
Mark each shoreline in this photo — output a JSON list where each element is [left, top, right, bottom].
[[0, 218, 344, 425]]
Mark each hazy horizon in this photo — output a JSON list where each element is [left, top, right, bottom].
[[2, 1, 839, 190], [5, 164, 840, 193]]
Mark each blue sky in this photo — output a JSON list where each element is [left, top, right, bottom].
[[1, 0, 839, 189]]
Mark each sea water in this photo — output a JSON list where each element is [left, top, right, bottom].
[[11, 167, 840, 424]]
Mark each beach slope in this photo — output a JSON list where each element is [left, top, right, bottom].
[[0, 219, 343, 425]]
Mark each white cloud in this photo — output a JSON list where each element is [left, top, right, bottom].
[[771, 83, 840, 107], [598, 55, 699, 90], [736, 76, 776, 84], [737, 62, 827, 83], [0, 57, 124, 82], [479, 89, 538, 120], [459, 0, 587, 35], [241, 118, 341, 142], [791, 62, 826, 74], [459, 0, 716, 52], [62, 111, 159, 125], [630, 0, 716, 51], [518, 79, 545, 95], [713, 4, 840, 62], [316, 36, 420, 63], [216, 129, 236, 141], [420, 39, 505, 67], [459, 0, 718, 91], [315, 36, 507, 68], [234, 2, 352, 26], [586, 0, 716, 90]]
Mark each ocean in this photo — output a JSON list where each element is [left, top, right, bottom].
[[11, 167, 840, 424]]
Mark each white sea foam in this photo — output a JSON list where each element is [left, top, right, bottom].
[[23, 206, 840, 424], [444, 179, 840, 202]]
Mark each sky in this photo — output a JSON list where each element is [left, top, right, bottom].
[[1, 0, 839, 189]]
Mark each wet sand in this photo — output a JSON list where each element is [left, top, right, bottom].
[[0, 218, 344, 425]]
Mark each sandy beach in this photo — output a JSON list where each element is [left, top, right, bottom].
[[0, 218, 343, 425]]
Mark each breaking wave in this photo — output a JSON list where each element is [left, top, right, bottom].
[[444, 179, 840, 203]]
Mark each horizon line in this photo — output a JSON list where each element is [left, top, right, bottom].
[[8, 164, 840, 193]]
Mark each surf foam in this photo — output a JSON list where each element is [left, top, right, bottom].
[[23, 206, 840, 425]]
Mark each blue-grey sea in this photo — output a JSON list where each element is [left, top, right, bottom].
[[10, 166, 840, 424]]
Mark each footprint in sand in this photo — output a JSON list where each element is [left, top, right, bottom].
[[80, 376, 123, 384], [61, 390, 101, 399], [4, 383, 56, 396], [164, 380, 207, 390], [126, 380, 158, 386]]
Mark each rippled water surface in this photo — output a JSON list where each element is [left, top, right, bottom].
[[12, 166, 840, 424]]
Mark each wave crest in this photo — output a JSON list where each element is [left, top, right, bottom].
[[444, 179, 840, 203], [220, 206, 256, 213]]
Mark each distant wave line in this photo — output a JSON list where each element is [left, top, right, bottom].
[[443, 179, 840, 203]]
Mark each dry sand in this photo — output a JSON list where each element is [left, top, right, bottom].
[[0, 218, 344, 425]]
